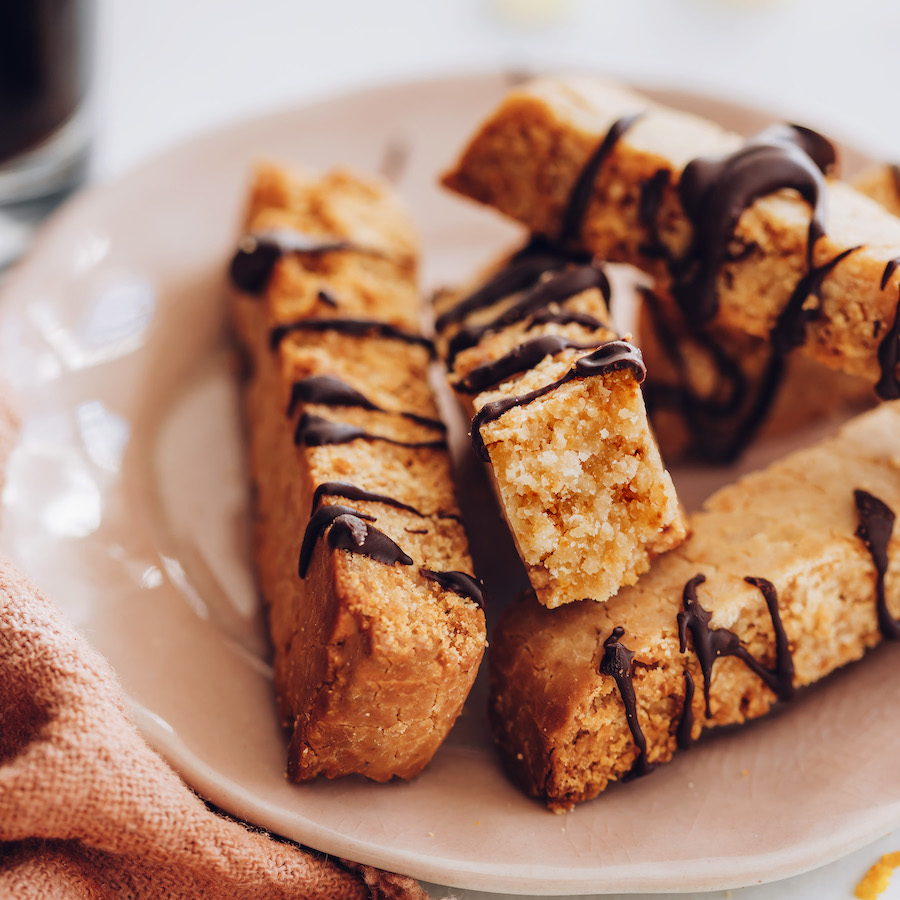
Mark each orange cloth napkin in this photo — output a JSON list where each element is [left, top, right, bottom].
[[0, 557, 430, 899]]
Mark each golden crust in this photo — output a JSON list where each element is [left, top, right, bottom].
[[442, 75, 900, 385], [231, 161, 486, 782]]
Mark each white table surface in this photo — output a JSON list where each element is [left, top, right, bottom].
[[73, 0, 900, 897]]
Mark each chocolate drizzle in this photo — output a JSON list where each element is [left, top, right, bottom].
[[419, 569, 485, 606], [288, 375, 380, 416], [453, 335, 601, 394], [229, 229, 362, 295], [298, 504, 374, 576], [676, 670, 695, 750], [294, 414, 446, 450], [642, 244, 856, 464], [311, 481, 425, 518], [638, 168, 671, 258], [469, 341, 646, 461], [524, 308, 608, 331], [674, 123, 834, 325], [288, 374, 445, 429], [770, 246, 859, 356], [677, 574, 794, 717], [269, 318, 434, 355], [436, 251, 570, 333], [326, 514, 414, 568], [854, 489, 899, 640], [876, 258, 900, 400], [298, 504, 413, 576], [445, 265, 610, 366], [559, 113, 644, 245], [598, 626, 655, 778]]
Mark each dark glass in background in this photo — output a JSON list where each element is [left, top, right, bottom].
[[0, 0, 94, 269]]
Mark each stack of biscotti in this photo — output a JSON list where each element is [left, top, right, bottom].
[[441, 75, 900, 455], [229, 162, 487, 782], [437, 73, 900, 809], [490, 401, 900, 810], [433, 242, 687, 607]]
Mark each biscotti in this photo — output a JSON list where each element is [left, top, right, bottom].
[[636, 288, 874, 461], [490, 401, 900, 811], [434, 242, 687, 607], [229, 161, 487, 782], [441, 74, 900, 396]]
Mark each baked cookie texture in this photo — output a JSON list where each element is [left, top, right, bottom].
[[490, 401, 900, 811], [230, 161, 486, 782], [636, 290, 875, 461], [434, 247, 687, 607], [441, 75, 900, 392]]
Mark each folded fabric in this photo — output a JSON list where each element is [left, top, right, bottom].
[[0, 556, 429, 900]]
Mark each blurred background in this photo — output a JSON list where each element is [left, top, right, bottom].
[[94, 0, 900, 180]]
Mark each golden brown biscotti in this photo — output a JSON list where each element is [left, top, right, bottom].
[[490, 401, 900, 810], [636, 288, 875, 461], [441, 75, 900, 393], [434, 243, 687, 607], [230, 161, 487, 782]]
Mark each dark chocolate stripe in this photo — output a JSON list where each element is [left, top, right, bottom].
[[638, 168, 671, 259], [676, 670, 695, 750], [435, 252, 570, 332], [677, 575, 794, 718], [453, 335, 601, 395], [524, 308, 609, 331], [559, 113, 644, 245], [771, 246, 860, 355], [269, 318, 434, 355], [470, 341, 646, 461], [288, 375, 379, 417], [294, 414, 446, 450], [311, 481, 425, 518], [446, 265, 611, 366], [229, 229, 363, 295], [876, 258, 900, 400], [598, 626, 655, 779], [326, 514, 413, 568], [677, 573, 794, 718], [854, 489, 900, 640], [298, 504, 375, 577], [642, 245, 857, 465], [675, 123, 833, 325], [743, 576, 795, 701], [287, 374, 445, 430], [419, 569, 485, 606]]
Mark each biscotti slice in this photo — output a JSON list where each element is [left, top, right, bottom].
[[490, 400, 900, 810], [636, 287, 874, 462], [441, 74, 900, 396], [434, 241, 687, 608], [229, 161, 487, 782]]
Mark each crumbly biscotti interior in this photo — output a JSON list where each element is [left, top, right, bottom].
[[435, 248, 687, 607]]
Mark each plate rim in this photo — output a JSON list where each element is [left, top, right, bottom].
[[2, 67, 896, 895]]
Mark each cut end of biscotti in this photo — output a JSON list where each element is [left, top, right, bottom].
[[477, 356, 687, 607]]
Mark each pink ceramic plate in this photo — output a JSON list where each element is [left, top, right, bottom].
[[1, 72, 897, 895]]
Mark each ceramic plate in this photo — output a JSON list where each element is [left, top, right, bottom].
[[1, 72, 898, 896]]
